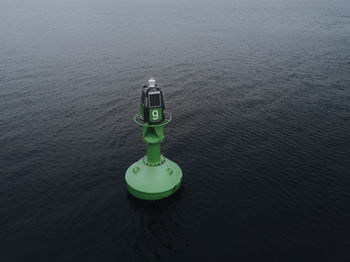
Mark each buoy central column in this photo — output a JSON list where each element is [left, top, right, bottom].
[[143, 125, 164, 165]]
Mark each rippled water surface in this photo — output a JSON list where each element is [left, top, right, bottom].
[[1, 0, 350, 261]]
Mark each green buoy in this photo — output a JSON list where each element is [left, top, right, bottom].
[[125, 78, 182, 200]]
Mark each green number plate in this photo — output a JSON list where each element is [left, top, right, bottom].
[[149, 108, 162, 122]]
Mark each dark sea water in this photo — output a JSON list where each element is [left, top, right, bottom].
[[1, 0, 350, 261]]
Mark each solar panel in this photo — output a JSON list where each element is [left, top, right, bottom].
[[149, 93, 161, 107]]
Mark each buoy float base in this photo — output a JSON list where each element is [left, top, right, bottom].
[[125, 156, 182, 200]]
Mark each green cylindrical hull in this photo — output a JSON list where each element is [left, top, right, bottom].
[[125, 156, 182, 200]]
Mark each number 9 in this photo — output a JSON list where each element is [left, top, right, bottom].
[[152, 110, 159, 120]]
